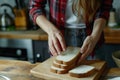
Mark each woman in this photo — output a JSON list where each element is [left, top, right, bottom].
[[29, 0, 113, 63]]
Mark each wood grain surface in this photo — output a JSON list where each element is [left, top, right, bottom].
[[31, 57, 107, 80], [0, 60, 43, 80], [0, 29, 48, 40], [104, 27, 120, 44]]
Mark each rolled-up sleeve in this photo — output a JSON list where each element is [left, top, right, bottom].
[[29, 0, 47, 23], [95, 0, 113, 20]]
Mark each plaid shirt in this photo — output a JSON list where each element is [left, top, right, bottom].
[[29, 0, 113, 47]]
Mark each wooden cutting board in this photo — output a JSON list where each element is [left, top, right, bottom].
[[30, 57, 106, 80]]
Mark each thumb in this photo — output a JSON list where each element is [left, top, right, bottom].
[[81, 36, 90, 53], [77, 53, 86, 65]]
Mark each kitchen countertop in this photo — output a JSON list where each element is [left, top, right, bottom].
[[104, 27, 120, 44], [0, 59, 119, 80], [0, 27, 120, 44], [0, 29, 48, 40], [103, 68, 120, 80], [0, 60, 43, 80]]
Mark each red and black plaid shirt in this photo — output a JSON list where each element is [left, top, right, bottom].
[[29, 0, 113, 47]]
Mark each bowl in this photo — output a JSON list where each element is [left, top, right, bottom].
[[112, 50, 120, 67]]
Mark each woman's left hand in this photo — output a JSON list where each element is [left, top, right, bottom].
[[77, 18, 106, 65], [77, 35, 97, 64]]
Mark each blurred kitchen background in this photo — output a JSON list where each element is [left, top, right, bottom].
[[0, 0, 50, 63], [0, 0, 120, 68], [0, 0, 37, 30]]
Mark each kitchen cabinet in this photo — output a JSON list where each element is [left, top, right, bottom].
[[32, 40, 50, 62], [0, 29, 49, 63], [104, 27, 120, 44], [96, 27, 120, 68]]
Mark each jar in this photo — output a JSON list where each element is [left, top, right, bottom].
[[108, 8, 117, 27]]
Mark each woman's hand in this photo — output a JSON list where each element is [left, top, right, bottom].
[[77, 18, 106, 64], [48, 28, 66, 56], [77, 35, 97, 64], [36, 15, 66, 56]]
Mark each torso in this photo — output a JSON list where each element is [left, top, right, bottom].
[[65, 0, 84, 25]]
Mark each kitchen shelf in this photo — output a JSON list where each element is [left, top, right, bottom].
[[104, 27, 120, 44], [0, 29, 48, 40]]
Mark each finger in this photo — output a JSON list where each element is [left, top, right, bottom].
[[77, 52, 88, 65], [78, 42, 93, 64], [48, 49, 53, 56], [52, 36, 61, 55], [81, 36, 90, 53], [56, 32, 66, 51], [49, 47, 54, 56], [48, 37, 57, 56], [49, 46, 57, 56]]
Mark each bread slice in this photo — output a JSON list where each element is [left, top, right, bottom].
[[69, 65, 96, 78], [52, 61, 68, 69], [50, 63, 76, 74], [55, 47, 81, 65], [50, 65, 67, 74]]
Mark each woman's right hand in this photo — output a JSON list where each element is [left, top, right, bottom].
[[36, 15, 66, 56], [48, 28, 66, 56]]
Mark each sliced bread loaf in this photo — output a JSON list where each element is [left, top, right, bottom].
[[69, 65, 96, 78], [52, 61, 68, 69], [50, 47, 81, 74], [55, 47, 81, 65], [50, 63, 76, 74]]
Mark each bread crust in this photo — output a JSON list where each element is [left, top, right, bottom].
[[50, 47, 83, 74], [69, 66, 96, 78], [55, 47, 81, 65], [52, 61, 68, 69], [50, 68, 67, 74], [50, 63, 76, 74]]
